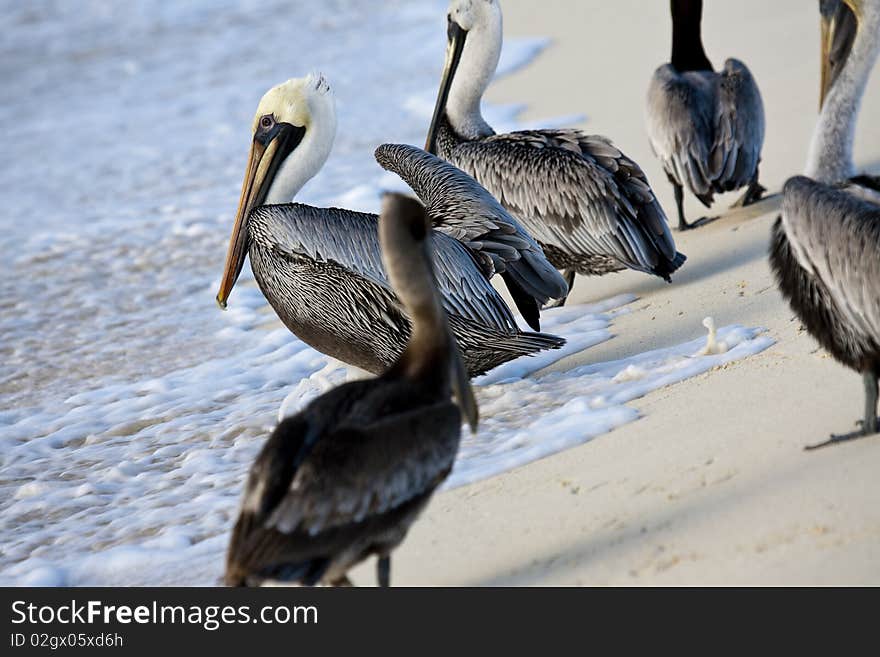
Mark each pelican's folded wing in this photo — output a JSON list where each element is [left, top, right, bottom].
[[709, 59, 765, 192], [265, 399, 462, 535], [227, 386, 460, 582], [444, 129, 680, 279], [646, 63, 715, 203], [782, 176, 880, 344], [248, 203, 517, 331]]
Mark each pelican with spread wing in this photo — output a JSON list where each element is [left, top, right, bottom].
[[216, 74, 567, 377]]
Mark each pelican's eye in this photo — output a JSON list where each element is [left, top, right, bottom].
[[260, 115, 274, 130]]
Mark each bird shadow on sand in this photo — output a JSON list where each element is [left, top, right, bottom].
[[582, 219, 772, 307], [462, 449, 853, 586], [804, 425, 879, 451]]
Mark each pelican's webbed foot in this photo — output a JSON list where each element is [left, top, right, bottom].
[[805, 371, 878, 450], [730, 180, 766, 208], [680, 215, 719, 230]]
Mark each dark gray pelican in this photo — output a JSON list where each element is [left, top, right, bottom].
[[646, 0, 766, 230], [217, 75, 567, 377], [424, 0, 685, 306], [770, 0, 880, 447], [225, 192, 477, 587]]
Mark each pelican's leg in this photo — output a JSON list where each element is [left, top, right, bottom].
[[377, 555, 391, 587], [805, 370, 879, 450], [730, 168, 766, 208], [546, 270, 576, 308], [861, 370, 878, 435], [673, 182, 691, 231]]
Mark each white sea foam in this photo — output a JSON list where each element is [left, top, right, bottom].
[[0, 1, 774, 586]]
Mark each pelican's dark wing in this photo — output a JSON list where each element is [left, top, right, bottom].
[[265, 400, 461, 535], [225, 392, 461, 584]]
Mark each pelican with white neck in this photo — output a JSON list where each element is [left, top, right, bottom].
[[217, 75, 335, 304], [425, 0, 685, 306], [806, 0, 880, 183], [215, 74, 568, 378], [771, 0, 880, 447]]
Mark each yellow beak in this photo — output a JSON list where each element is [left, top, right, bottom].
[[216, 138, 279, 309], [820, 0, 861, 109]]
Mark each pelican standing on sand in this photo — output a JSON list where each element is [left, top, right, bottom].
[[424, 0, 685, 306], [217, 74, 567, 377], [646, 0, 766, 230], [225, 193, 477, 587], [770, 0, 880, 446]]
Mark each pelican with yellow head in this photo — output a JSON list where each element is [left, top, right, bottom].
[[213, 74, 567, 378], [217, 75, 335, 309]]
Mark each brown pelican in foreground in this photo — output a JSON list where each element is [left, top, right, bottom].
[[424, 0, 685, 306], [225, 193, 476, 587], [217, 75, 567, 377], [646, 0, 766, 231], [770, 0, 880, 448]]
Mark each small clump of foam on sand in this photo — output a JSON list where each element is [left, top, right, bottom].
[[697, 317, 729, 356]]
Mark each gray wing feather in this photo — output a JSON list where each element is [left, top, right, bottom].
[[375, 143, 568, 302], [782, 176, 880, 343], [266, 401, 460, 535], [443, 130, 678, 274], [646, 64, 715, 200], [708, 59, 765, 191], [249, 203, 516, 331], [646, 61, 764, 201]]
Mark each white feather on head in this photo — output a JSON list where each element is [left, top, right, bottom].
[[252, 73, 337, 204], [445, 0, 502, 139]]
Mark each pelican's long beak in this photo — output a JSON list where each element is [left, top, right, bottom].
[[450, 347, 479, 434], [217, 124, 296, 309], [821, 6, 833, 108], [820, 0, 860, 108], [425, 20, 468, 154]]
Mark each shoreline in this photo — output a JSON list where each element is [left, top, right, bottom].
[[365, 0, 880, 585]]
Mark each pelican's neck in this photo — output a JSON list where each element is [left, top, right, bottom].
[[670, 0, 713, 72], [806, 11, 880, 183], [385, 235, 450, 381], [264, 113, 337, 204], [403, 254, 449, 374], [446, 18, 502, 139]]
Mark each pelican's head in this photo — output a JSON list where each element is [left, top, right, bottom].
[[819, 0, 880, 107], [216, 74, 336, 309], [820, 0, 858, 107], [447, 0, 502, 33], [425, 0, 502, 152]]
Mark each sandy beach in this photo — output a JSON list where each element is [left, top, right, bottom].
[[356, 0, 880, 585]]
